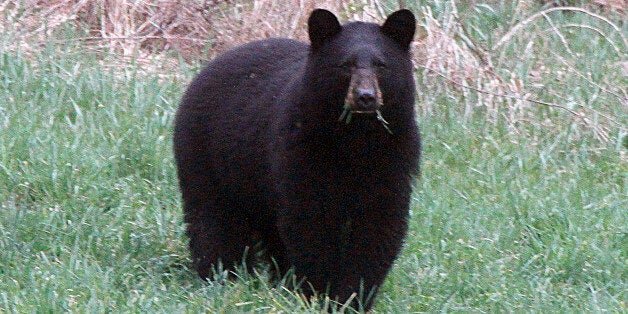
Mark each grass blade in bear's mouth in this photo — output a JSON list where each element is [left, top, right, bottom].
[[350, 109, 378, 114], [376, 110, 393, 134], [338, 106, 393, 134]]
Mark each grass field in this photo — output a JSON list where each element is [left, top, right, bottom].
[[0, 1, 626, 313]]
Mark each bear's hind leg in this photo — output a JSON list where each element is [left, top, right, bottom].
[[185, 204, 258, 279], [258, 226, 288, 282]]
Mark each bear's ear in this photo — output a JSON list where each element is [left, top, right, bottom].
[[308, 9, 341, 51], [381, 9, 416, 50]]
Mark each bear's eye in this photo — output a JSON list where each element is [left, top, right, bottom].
[[374, 61, 387, 70], [336, 61, 354, 69]]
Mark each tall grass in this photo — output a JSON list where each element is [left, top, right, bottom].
[[1, 1, 626, 312]]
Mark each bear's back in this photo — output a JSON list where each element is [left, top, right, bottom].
[[179, 38, 308, 114], [174, 38, 309, 209]]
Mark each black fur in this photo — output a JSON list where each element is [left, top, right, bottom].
[[173, 9, 420, 311]]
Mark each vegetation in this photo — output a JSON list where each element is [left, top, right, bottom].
[[0, 1, 625, 312]]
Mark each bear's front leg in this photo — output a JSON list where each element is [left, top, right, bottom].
[[277, 197, 409, 311], [332, 210, 409, 311]]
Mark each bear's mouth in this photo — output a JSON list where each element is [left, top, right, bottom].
[[338, 106, 392, 134]]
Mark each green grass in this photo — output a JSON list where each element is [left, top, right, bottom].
[[0, 2, 626, 313]]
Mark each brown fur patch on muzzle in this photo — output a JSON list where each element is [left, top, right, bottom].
[[338, 69, 392, 134], [344, 69, 383, 113]]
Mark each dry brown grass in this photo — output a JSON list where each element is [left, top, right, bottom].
[[414, 3, 626, 145], [0, 0, 624, 146], [208, 0, 341, 54], [0, 0, 219, 60], [0, 0, 399, 60], [415, 4, 533, 131]]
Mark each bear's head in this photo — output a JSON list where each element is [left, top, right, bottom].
[[305, 9, 416, 133]]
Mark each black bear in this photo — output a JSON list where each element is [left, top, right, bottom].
[[173, 9, 420, 311]]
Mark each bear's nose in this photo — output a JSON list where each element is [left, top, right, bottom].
[[356, 88, 377, 110]]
